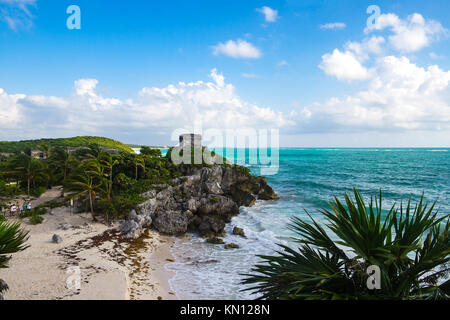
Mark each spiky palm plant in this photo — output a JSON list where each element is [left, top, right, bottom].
[[243, 189, 449, 300], [0, 221, 29, 298]]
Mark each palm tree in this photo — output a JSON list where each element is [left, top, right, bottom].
[[11, 155, 47, 196], [98, 152, 119, 199], [134, 155, 145, 180], [0, 220, 29, 298], [36, 142, 51, 160], [64, 162, 105, 221], [49, 147, 78, 182], [243, 189, 450, 300]]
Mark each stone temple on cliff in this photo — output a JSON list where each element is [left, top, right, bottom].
[[179, 134, 202, 148]]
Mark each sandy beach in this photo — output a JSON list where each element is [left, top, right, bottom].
[[1, 189, 178, 300]]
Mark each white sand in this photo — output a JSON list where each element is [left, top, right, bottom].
[[0, 188, 177, 300]]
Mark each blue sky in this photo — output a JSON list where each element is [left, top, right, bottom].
[[1, 0, 449, 147]]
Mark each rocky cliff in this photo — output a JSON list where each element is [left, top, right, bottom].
[[118, 164, 279, 239]]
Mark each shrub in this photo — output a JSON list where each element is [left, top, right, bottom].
[[234, 164, 251, 176], [95, 199, 118, 219], [140, 147, 162, 157], [30, 214, 44, 225], [31, 207, 47, 215], [19, 207, 47, 219], [243, 189, 450, 300], [114, 173, 132, 190], [38, 200, 64, 209], [0, 214, 6, 222], [113, 195, 143, 216], [30, 186, 46, 198], [209, 197, 219, 204]]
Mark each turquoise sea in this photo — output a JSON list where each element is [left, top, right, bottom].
[[166, 148, 450, 299]]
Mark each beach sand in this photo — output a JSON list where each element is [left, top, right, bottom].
[[1, 188, 177, 300]]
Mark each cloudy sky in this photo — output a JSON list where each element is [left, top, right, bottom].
[[0, 0, 449, 147]]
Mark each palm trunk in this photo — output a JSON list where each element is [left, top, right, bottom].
[[27, 177, 30, 197], [135, 164, 138, 180], [62, 167, 67, 197], [109, 168, 113, 200], [89, 191, 96, 221]]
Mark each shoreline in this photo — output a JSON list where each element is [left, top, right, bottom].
[[1, 195, 178, 300]]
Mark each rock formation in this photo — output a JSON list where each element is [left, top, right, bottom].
[[118, 163, 279, 239]]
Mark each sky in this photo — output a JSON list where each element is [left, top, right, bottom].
[[0, 0, 449, 147]]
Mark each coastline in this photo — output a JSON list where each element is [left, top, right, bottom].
[[1, 200, 178, 300]]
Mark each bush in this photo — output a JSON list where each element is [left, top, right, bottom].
[[0, 180, 20, 197], [31, 207, 47, 215], [113, 195, 142, 216], [38, 200, 64, 209], [243, 189, 450, 300], [0, 214, 6, 222], [140, 147, 162, 157], [30, 186, 46, 198], [234, 164, 251, 176], [18, 207, 46, 219], [95, 199, 118, 219], [209, 197, 219, 204], [114, 173, 132, 190], [30, 214, 44, 225]]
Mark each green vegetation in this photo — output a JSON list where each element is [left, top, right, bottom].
[[29, 214, 44, 225], [18, 207, 46, 219], [0, 136, 134, 154], [243, 189, 450, 300], [0, 220, 29, 297], [140, 146, 162, 157], [209, 197, 219, 204], [0, 137, 180, 222], [37, 200, 65, 209]]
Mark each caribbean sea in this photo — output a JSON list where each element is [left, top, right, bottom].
[[166, 148, 450, 299]]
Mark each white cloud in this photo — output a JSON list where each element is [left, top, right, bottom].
[[300, 56, 450, 132], [257, 6, 278, 23], [429, 52, 444, 60], [0, 0, 36, 30], [366, 13, 447, 52], [319, 49, 371, 81], [0, 70, 290, 140], [344, 36, 386, 62], [312, 11, 450, 142], [277, 60, 288, 67], [320, 22, 346, 30], [0, 88, 23, 128], [212, 39, 262, 59]]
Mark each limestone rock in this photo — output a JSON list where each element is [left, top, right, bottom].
[[116, 159, 278, 239], [225, 243, 240, 250], [233, 226, 246, 238], [52, 234, 63, 244], [207, 237, 224, 244], [117, 209, 152, 239], [152, 210, 193, 235]]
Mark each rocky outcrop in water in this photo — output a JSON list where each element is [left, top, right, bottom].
[[118, 164, 279, 239]]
